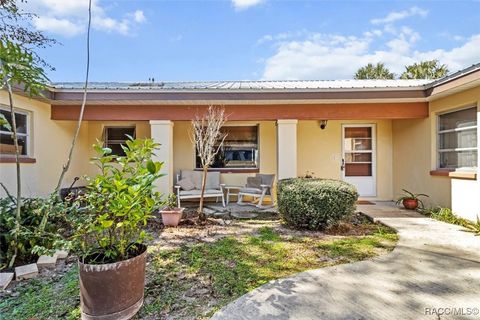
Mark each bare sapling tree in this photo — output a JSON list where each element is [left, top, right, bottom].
[[191, 106, 227, 222], [54, 0, 92, 197]]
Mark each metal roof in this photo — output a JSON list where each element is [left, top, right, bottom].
[[425, 62, 480, 88], [51, 79, 431, 91], [46, 63, 480, 100]]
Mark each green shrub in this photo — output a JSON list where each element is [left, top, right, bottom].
[[277, 178, 359, 230], [421, 207, 480, 235], [465, 217, 480, 236], [0, 195, 70, 270], [421, 206, 470, 227], [71, 138, 164, 264]]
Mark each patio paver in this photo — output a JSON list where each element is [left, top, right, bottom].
[[0, 272, 14, 290], [37, 255, 57, 268], [212, 202, 480, 320], [15, 263, 38, 280]]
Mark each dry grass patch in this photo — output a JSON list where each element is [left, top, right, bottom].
[[0, 214, 397, 320]]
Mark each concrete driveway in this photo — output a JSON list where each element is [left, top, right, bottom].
[[211, 203, 480, 320]]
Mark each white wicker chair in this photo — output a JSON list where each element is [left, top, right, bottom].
[[237, 174, 275, 209]]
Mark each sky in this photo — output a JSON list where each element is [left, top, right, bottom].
[[23, 0, 480, 82]]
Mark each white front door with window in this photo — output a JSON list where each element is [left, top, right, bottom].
[[341, 124, 376, 197]]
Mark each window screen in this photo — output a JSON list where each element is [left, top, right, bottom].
[[196, 125, 259, 169], [438, 107, 477, 169], [0, 108, 29, 156], [104, 126, 136, 156]]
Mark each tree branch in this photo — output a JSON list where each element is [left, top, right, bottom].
[[54, 0, 92, 196]]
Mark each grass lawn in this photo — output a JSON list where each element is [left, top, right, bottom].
[[0, 220, 397, 320]]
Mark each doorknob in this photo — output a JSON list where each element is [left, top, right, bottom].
[[341, 159, 345, 171]]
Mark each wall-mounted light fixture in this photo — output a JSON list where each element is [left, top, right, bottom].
[[319, 120, 328, 130]]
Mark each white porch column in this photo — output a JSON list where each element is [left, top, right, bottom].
[[276, 119, 298, 180], [150, 120, 174, 196]]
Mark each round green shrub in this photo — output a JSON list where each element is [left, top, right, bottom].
[[277, 178, 359, 230]]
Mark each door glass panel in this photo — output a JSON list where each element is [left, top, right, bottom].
[[345, 153, 372, 163], [344, 126, 373, 177], [345, 163, 372, 176], [344, 127, 372, 151], [344, 138, 372, 151], [345, 127, 371, 138]]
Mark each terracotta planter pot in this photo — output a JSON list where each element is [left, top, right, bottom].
[[402, 198, 419, 210], [161, 207, 185, 227], [78, 245, 147, 320]]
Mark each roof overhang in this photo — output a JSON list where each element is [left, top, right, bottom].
[[46, 88, 427, 106], [10, 63, 480, 113], [426, 66, 480, 100]]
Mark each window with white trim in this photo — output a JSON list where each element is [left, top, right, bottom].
[[103, 126, 136, 156], [438, 107, 477, 170], [195, 125, 259, 169], [0, 107, 30, 156]]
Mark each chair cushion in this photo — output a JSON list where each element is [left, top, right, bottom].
[[246, 176, 262, 189], [179, 189, 222, 196], [179, 190, 201, 196], [181, 170, 203, 189], [205, 171, 221, 190], [256, 174, 275, 186], [177, 178, 195, 191], [240, 187, 263, 194], [204, 189, 223, 195]]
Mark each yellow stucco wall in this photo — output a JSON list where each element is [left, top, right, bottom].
[[0, 95, 152, 198], [172, 121, 277, 186], [393, 86, 480, 208], [0, 92, 89, 197], [297, 120, 393, 200], [4, 84, 479, 209], [85, 121, 150, 176], [392, 118, 450, 207]]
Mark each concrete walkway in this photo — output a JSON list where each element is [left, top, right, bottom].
[[212, 202, 480, 320]]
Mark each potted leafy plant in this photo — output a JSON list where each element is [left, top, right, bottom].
[[396, 189, 429, 210], [160, 194, 184, 227], [70, 138, 164, 320]]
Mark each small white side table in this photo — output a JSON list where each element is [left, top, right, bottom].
[[224, 185, 243, 205]]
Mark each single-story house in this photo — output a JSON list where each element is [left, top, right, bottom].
[[1, 63, 480, 221]]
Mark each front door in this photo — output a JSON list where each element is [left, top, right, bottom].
[[341, 124, 376, 197]]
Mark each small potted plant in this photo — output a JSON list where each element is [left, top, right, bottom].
[[160, 193, 184, 227], [396, 189, 429, 210], [70, 138, 164, 320], [303, 171, 315, 179]]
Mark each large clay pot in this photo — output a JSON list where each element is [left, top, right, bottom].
[[78, 245, 147, 320], [402, 198, 419, 210], [161, 207, 185, 227]]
